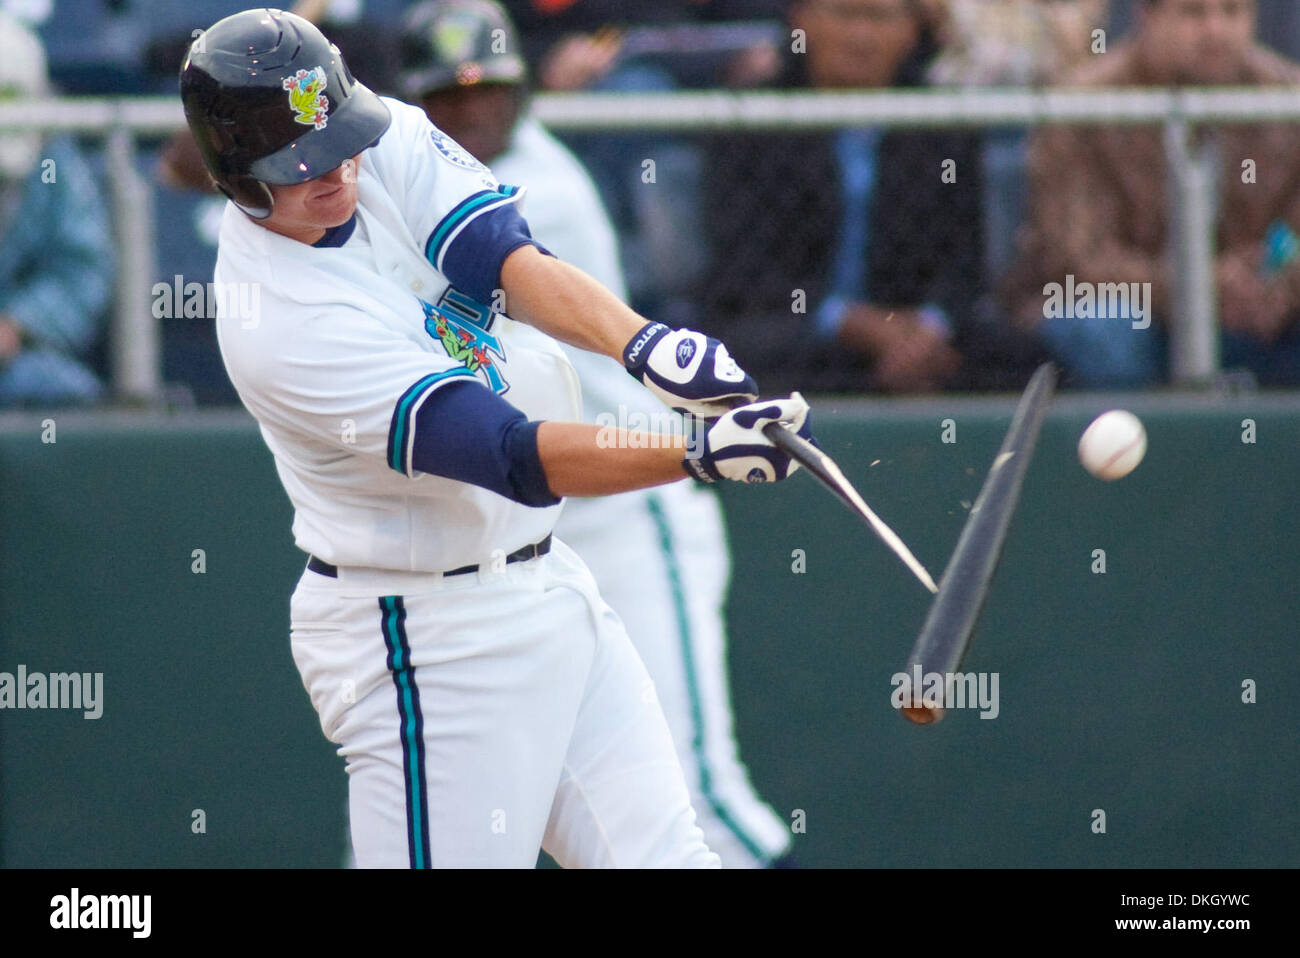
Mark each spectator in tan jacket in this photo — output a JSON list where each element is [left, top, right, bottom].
[[1002, 0, 1300, 387]]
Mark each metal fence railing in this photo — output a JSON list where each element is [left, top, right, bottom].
[[4, 87, 1299, 401]]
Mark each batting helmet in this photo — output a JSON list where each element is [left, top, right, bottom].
[[180, 7, 391, 219], [397, 0, 527, 100]]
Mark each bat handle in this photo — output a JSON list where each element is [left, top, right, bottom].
[[762, 420, 801, 453]]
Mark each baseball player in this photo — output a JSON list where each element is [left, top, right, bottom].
[[395, 0, 794, 868], [181, 8, 814, 868]]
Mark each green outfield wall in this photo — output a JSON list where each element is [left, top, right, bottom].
[[2, 394, 1297, 868]]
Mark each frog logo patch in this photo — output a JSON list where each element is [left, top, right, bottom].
[[421, 294, 508, 394], [283, 66, 330, 130]]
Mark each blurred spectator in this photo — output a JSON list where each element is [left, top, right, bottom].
[[0, 12, 114, 406], [502, 1, 785, 89], [700, 0, 1046, 394], [927, 0, 1110, 86], [924, 0, 1113, 294], [1001, 0, 1300, 387], [1111, 0, 1300, 59]]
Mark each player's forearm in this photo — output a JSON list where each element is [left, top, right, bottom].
[[537, 422, 687, 497], [500, 244, 646, 360]]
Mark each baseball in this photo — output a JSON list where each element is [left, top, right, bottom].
[[1078, 410, 1147, 480]]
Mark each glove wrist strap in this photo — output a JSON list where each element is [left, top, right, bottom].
[[682, 456, 719, 484], [622, 321, 671, 373]]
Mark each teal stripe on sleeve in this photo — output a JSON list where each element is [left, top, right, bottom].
[[424, 186, 520, 270], [388, 367, 477, 474]]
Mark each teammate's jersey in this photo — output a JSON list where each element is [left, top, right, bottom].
[[215, 97, 580, 572], [490, 115, 671, 428]]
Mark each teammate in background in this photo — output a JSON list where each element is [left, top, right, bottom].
[[181, 8, 814, 868], [396, 0, 795, 868]]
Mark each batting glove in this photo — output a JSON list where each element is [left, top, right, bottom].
[[684, 392, 813, 484], [623, 321, 758, 418]]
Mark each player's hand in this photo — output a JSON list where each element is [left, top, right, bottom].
[[872, 317, 961, 393], [684, 393, 813, 484], [539, 29, 623, 91], [623, 321, 758, 418], [839, 305, 959, 393], [1217, 253, 1267, 337]]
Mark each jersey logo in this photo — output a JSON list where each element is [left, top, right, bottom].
[[283, 66, 330, 130], [429, 127, 488, 172], [422, 293, 508, 395]]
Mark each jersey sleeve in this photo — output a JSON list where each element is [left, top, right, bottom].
[[409, 379, 559, 507], [368, 97, 549, 304], [238, 303, 559, 504], [490, 119, 629, 303]]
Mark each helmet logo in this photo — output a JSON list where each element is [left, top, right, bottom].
[[434, 19, 476, 63], [283, 66, 330, 131]]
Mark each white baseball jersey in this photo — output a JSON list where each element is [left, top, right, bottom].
[[215, 97, 580, 573]]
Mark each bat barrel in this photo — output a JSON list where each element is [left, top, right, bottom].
[[901, 363, 1057, 725]]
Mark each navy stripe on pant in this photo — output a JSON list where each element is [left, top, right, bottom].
[[380, 596, 431, 869]]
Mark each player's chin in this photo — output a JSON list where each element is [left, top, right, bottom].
[[312, 184, 358, 226]]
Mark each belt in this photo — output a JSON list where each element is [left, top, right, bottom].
[[307, 534, 552, 580]]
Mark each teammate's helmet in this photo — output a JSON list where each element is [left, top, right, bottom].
[[397, 0, 527, 100], [180, 8, 391, 219]]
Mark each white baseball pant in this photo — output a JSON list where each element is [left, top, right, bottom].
[[289, 537, 719, 868]]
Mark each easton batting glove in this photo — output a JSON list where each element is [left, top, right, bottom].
[[684, 393, 813, 484], [623, 321, 758, 418]]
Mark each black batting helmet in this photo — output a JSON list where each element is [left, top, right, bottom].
[[397, 0, 527, 100], [180, 7, 391, 219]]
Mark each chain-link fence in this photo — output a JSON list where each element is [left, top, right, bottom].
[[4, 86, 1300, 400]]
